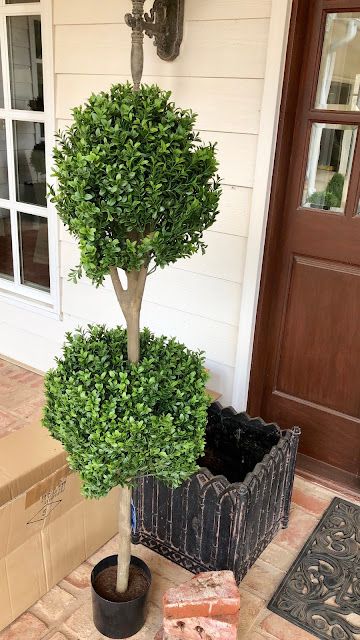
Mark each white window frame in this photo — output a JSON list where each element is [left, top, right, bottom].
[[0, 0, 59, 318]]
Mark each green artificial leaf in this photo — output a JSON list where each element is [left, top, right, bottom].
[[43, 326, 210, 498], [50, 83, 221, 286]]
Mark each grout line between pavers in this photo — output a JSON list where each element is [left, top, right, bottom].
[[245, 607, 274, 639], [34, 587, 90, 639]]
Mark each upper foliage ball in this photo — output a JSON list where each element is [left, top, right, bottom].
[[43, 325, 210, 498], [51, 83, 221, 285]]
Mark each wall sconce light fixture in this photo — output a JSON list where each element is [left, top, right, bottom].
[[125, 0, 185, 90]]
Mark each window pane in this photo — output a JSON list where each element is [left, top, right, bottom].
[[316, 13, 360, 111], [0, 47, 4, 109], [7, 15, 43, 111], [0, 120, 9, 200], [18, 213, 49, 291], [14, 120, 46, 207], [0, 209, 13, 281], [302, 123, 357, 212]]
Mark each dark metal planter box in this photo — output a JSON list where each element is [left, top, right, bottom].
[[132, 403, 300, 584]]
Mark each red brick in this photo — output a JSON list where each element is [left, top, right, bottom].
[[163, 614, 238, 640], [163, 571, 240, 619]]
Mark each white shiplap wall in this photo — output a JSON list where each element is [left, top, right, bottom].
[[0, 0, 273, 405]]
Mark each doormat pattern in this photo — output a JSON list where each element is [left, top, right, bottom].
[[268, 497, 360, 640]]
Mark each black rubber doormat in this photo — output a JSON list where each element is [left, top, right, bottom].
[[268, 497, 360, 640]]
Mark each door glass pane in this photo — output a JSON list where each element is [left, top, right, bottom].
[[0, 209, 13, 281], [316, 13, 360, 111], [0, 120, 9, 200], [14, 120, 46, 207], [7, 15, 43, 111], [302, 123, 357, 212], [18, 212, 49, 291]]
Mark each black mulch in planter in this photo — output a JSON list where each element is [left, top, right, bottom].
[[132, 402, 300, 584]]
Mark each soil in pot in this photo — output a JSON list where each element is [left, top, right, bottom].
[[94, 564, 150, 603]]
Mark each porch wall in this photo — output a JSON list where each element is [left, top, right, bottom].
[[0, 0, 273, 405]]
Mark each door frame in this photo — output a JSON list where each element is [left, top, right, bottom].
[[231, 0, 296, 410], [244, 0, 314, 415]]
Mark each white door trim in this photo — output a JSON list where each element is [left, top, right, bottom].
[[232, 0, 293, 411]]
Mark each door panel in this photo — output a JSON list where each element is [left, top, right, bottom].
[[249, 0, 360, 477], [276, 256, 360, 418]]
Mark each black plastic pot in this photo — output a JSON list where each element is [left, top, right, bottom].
[[91, 554, 151, 639]]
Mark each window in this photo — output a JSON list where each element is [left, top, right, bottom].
[[302, 123, 357, 213], [315, 13, 360, 112], [300, 10, 360, 218], [0, 0, 57, 310]]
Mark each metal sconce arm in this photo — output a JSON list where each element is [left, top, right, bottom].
[[125, 0, 184, 90]]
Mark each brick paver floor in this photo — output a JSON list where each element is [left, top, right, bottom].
[[0, 357, 357, 639], [0, 358, 44, 438]]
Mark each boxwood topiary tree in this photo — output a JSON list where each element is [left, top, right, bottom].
[[44, 83, 221, 594], [326, 172, 344, 208], [308, 189, 338, 209]]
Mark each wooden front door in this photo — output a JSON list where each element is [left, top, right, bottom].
[[249, 0, 360, 477]]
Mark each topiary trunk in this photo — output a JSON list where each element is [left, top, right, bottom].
[[117, 486, 132, 592], [110, 266, 147, 593]]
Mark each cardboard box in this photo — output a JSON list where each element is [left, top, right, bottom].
[[0, 421, 119, 630]]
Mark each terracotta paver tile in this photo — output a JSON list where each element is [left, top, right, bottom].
[[6, 363, 26, 375], [0, 380, 12, 392], [0, 612, 47, 640], [15, 396, 45, 421], [241, 559, 284, 601], [0, 410, 23, 439], [31, 585, 75, 623], [134, 544, 191, 585], [10, 371, 36, 383], [63, 562, 92, 590], [149, 574, 176, 609], [0, 410, 16, 429], [0, 385, 34, 410], [47, 634, 69, 640], [0, 421, 24, 438], [259, 542, 297, 573], [30, 377, 44, 389], [237, 589, 265, 637], [63, 602, 96, 639], [274, 508, 318, 552], [291, 476, 335, 516], [260, 612, 316, 639]]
